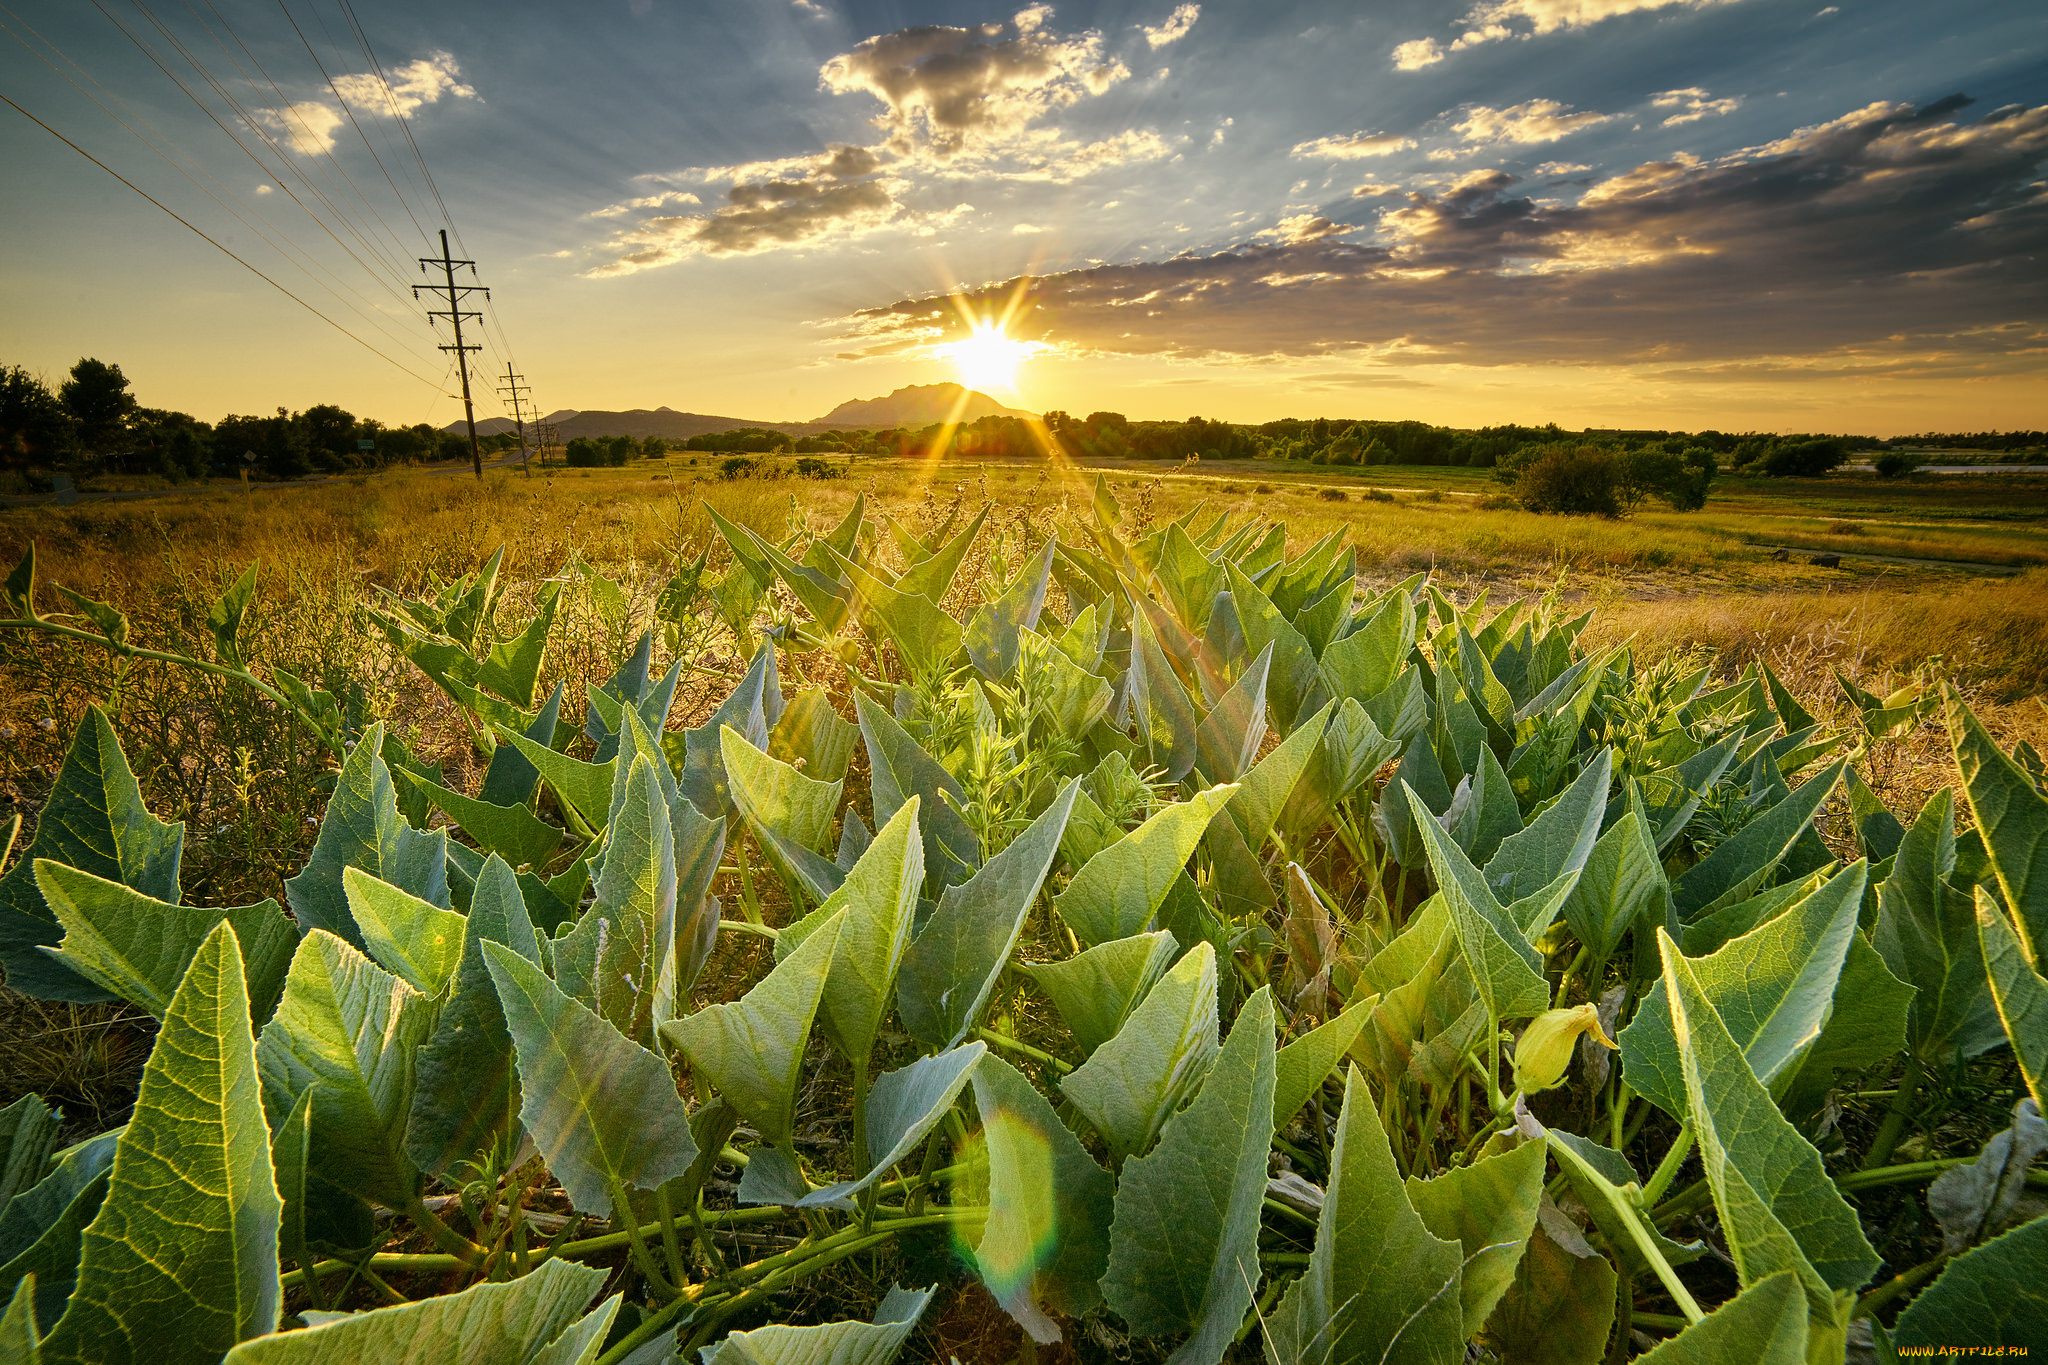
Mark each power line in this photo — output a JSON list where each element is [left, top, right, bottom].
[[0, 89, 449, 389], [416, 229, 486, 478]]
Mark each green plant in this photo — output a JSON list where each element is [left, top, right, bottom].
[[0, 482, 2043, 1363]]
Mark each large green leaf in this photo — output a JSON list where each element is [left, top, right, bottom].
[[853, 693, 980, 889], [769, 690, 859, 785], [1633, 1272, 1808, 1364], [791, 800, 922, 1071], [0, 1276, 36, 1363], [1778, 928, 1915, 1120], [1404, 1139, 1547, 1336], [700, 1284, 933, 1365], [1272, 995, 1373, 1128], [1102, 988, 1277, 1365], [401, 772, 563, 870], [222, 1259, 609, 1365], [1620, 861, 1866, 1118], [968, 1054, 1114, 1342], [1874, 790, 2006, 1063], [1128, 608, 1201, 783], [1484, 750, 1611, 904], [721, 725, 841, 869], [1408, 786, 1551, 1025], [898, 781, 1077, 1050], [1265, 1067, 1464, 1365], [406, 855, 542, 1177], [496, 729, 614, 832], [256, 930, 432, 1209], [284, 723, 450, 950], [41, 923, 280, 1365], [342, 867, 465, 998], [0, 705, 183, 1001], [1061, 942, 1219, 1160], [1672, 761, 1845, 920], [482, 942, 696, 1215], [661, 913, 844, 1148], [1558, 803, 1667, 968], [799, 1044, 984, 1206], [1319, 590, 1414, 705], [553, 756, 679, 1049], [1225, 563, 1315, 730], [1479, 1215, 1616, 1365], [1660, 930, 1879, 1337], [34, 861, 296, 1022], [479, 682, 565, 809], [1055, 786, 1237, 949], [0, 1133, 117, 1333], [965, 540, 1054, 681], [1892, 1213, 2048, 1349], [1951, 698, 2048, 964], [1977, 890, 2048, 1111], [1020, 930, 1177, 1058], [0, 1098, 56, 1211]]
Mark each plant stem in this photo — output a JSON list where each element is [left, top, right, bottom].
[[1855, 1253, 1950, 1319], [1639, 1125, 1693, 1207], [973, 1027, 1071, 1074], [403, 1193, 489, 1270], [609, 1178, 679, 1301], [1862, 1051, 1924, 1171]]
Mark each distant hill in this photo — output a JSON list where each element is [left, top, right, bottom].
[[815, 384, 1033, 427], [445, 387, 1035, 440]]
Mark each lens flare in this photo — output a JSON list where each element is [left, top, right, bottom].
[[950, 1109, 1059, 1301]]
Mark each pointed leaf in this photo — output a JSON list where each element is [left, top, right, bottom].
[[1558, 806, 1667, 967], [801, 800, 923, 1070], [34, 861, 295, 1022], [799, 1044, 984, 1207], [854, 693, 979, 888], [1485, 750, 1612, 905], [1874, 790, 2005, 1063], [1273, 995, 1373, 1128], [1977, 890, 2048, 1111], [1634, 1272, 1808, 1364], [1019, 931, 1176, 1058], [483, 943, 697, 1215], [1055, 786, 1237, 949], [402, 773, 563, 870], [222, 1259, 607, 1365], [721, 726, 841, 860], [1409, 784, 1551, 1024], [284, 723, 449, 949], [342, 868, 465, 997], [1891, 1213, 2048, 1350], [769, 691, 858, 785], [661, 914, 844, 1148], [256, 931, 431, 1209], [1951, 698, 2048, 964], [899, 781, 1077, 1050], [406, 855, 542, 1177], [1061, 942, 1219, 1160], [968, 1055, 1114, 1341], [0, 705, 182, 1000], [699, 1284, 933, 1365], [1265, 1067, 1464, 1365], [1103, 988, 1278, 1365], [41, 924, 280, 1365], [1672, 761, 1845, 920], [554, 756, 679, 1048], [1405, 1139, 1548, 1336], [1660, 930, 1880, 1325], [1620, 861, 1866, 1118]]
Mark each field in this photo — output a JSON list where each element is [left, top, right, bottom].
[[0, 453, 2044, 1363]]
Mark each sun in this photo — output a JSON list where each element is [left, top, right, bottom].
[[939, 322, 1041, 394]]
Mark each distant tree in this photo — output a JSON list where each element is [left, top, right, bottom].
[[643, 436, 668, 458], [59, 358, 137, 466], [1874, 449, 1922, 479], [299, 403, 358, 471], [1506, 445, 1621, 517], [215, 408, 312, 479], [1762, 437, 1848, 478], [436, 431, 471, 463], [128, 409, 212, 481], [0, 366, 76, 469]]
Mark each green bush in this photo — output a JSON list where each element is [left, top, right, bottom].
[[1875, 449, 1922, 479]]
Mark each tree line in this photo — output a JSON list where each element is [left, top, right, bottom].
[[0, 357, 520, 483]]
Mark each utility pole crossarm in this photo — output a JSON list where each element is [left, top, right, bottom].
[[417, 228, 487, 479], [497, 363, 534, 476]]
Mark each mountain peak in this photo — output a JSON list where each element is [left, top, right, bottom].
[[815, 383, 1036, 428]]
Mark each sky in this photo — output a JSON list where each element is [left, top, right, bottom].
[[1, 0, 2042, 435]]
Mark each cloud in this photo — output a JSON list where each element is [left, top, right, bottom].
[[1392, 38, 1444, 69], [1456, 100, 1613, 143], [1013, 222, 1047, 234], [1292, 130, 1417, 159], [1257, 214, 1359, 243], [1652, 87, 1742, 125], [587, 8, 1157, 273], [1393, 0, 1742, 68], [1140, 3, 1200, 47], [263, 52, 476, 155], [1351, 182, 1402, 196], [819, 5, 1128, 158], [833, 98, 2048, 380], [1533, 161, 1591, 175]]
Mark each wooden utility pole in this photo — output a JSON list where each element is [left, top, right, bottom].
[[497, 364, 534, 475], [415, 229, 486, 479]]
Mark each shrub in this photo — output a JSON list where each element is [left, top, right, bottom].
[[1364, 487, 1395, 503], [793, 457, 843, 479], [1511, 445, 1622, 516], [1317, 487, 1347, 501], [1875, 449, 1922, 479], [1762, 437, 1848, 477], [719, 455, 760, 480]]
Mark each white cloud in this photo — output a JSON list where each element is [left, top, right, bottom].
[[1533, 160, 1591, 175], [1291, 130, 1417, 159], [1013, 222, 1046, 233], [1258, 214, 1358, 243], [1350, 181, 1402, 196], [1140, 3, 1200, 48], [1456, 100, 1613, 144], [254, 184, 273, 196], [262, 52, 475, 154], [1652, 87, 1742, 125], [1392, 0, 1741, 68], [1391, 38, 1444, 69]]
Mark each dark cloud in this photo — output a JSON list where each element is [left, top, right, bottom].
[[838, 99, 2048, 373]]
